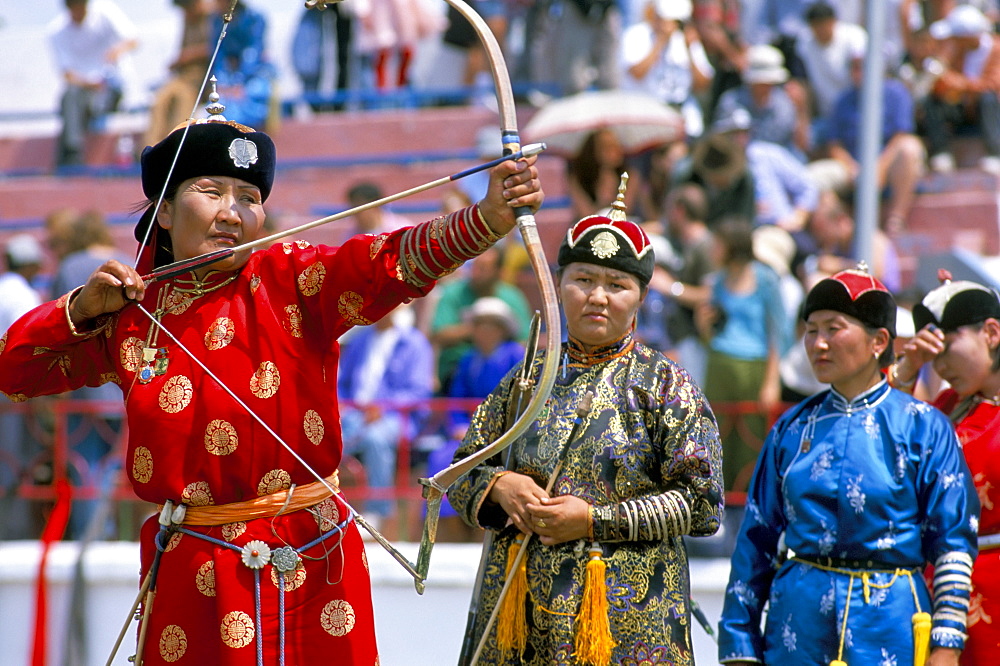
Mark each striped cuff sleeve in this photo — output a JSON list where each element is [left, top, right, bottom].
[[931, 551, 974, 649], [398, 205, 503, 287], [591, 491, 693, 542]]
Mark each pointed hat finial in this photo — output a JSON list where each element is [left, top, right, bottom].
[[205, 76, 228, 121], [608, 172, 629, 222]]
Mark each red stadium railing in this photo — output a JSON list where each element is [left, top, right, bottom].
[[0, 397, 790, 542]]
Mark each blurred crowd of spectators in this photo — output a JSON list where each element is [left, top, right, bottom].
[[18, 0, 1000, 540]]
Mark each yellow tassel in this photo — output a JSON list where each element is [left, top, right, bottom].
[[829, 661, 847, 666], [575, 543, 615, 666], [496, 536, 528, 655], [912, 611, 931, 666]]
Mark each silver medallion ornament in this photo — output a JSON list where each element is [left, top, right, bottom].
[[228, 138, 259, 169], [271, 545, 301, 573], [590, 230, 619, 259]]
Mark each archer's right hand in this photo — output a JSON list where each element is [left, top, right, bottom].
[[69, 260, 146, 327]]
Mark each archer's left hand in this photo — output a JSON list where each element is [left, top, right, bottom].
[[478, 154, 543, 237], [527, 495, 591, 546]]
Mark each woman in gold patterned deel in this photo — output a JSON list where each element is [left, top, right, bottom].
[[449, 179, 724, 666], [0, 113, 542, 665]]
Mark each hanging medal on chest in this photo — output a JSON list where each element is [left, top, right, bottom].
[[138, 347, 157, 384]]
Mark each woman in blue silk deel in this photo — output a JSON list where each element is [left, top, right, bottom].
[[719, 267, 979, 666]]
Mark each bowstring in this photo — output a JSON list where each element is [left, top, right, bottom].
[[127, 0, 348, 507], [134, 302, 344, 499], [132, 0, 241, 268]]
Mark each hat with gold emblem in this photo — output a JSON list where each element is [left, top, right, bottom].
[[557, 173, 655, 285]]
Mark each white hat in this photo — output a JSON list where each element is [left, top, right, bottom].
[[752, 225, 796, 277], [4, 234, 43, 267], [651, 0, 692, 21], [743, 45, 789, 85], [464, 296, 519, 338], [930, 5, 992, 39]]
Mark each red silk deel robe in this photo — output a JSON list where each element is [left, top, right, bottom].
[[935, 389, 1000, 665], [0, 209, 489, 665]]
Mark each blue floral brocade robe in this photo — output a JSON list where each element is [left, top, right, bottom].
[[719, 380, 979, 665]]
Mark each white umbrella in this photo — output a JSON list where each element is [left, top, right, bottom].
[[523, 90, 685, 157]]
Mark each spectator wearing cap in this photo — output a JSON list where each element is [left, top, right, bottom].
[[429, 244, 533, 392], [720, 267, 978, 666], [795, 1, 868, 121], [450, 296, 525, 402], [715, 43, 812, 157], [891, 273, 1000, 664], [0, 235, 44, 334], [924, 4, 1000, 175], [425, 296, 525, 541], [674, 130, 757, 226], [621, 0, 715, 138], [813, 39, 926, 235], [713, 105, 820, 232]]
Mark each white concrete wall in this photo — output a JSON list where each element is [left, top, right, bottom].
[[0, 540, 729, 665]]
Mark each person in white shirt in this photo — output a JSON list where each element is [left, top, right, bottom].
[[795, 1, 867, 119], [48, 0, 138, 168], [621, 0, 714, 138], [0, 235, 43, 334]]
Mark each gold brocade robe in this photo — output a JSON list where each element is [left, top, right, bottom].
[[449, 336, 724, 666]]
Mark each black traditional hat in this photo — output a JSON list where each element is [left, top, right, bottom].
[[803, 265, 897, 336], [134, 90, 276, 244], [913, 269, 1000, 332], [557, 173, 655, 286]]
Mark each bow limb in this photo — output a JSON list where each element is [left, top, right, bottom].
[[413, 0, 561, 591]]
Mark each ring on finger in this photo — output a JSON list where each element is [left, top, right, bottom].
[[537, 518, 546, 528]]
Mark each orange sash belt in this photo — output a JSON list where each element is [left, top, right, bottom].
[[173, 471, 341, 526]]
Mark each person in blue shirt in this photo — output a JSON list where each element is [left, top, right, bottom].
[[697, 217, 786, 507], [426, 296, 526, 541], [338, 304, 434, 524], [209, 0, 276, 130]]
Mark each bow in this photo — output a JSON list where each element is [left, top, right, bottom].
[[408, 0, 560, 592], [133, 0, 560, 594]]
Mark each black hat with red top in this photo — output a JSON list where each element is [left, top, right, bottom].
[[557, 173, 655, 286], [803, 265, 897, 337]]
